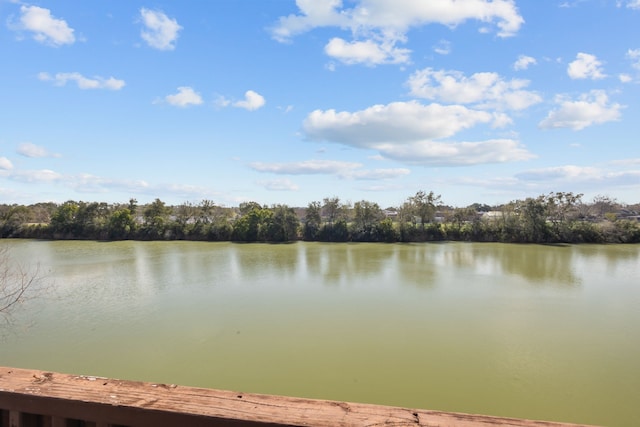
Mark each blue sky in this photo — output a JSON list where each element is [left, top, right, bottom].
[[1, 0, 639, 208]]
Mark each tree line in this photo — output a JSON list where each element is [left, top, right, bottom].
[[1, 191, 639, 244]]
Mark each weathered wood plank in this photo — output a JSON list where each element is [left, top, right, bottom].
[[0, 366, 598, 427]]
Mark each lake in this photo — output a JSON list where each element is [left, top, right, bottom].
[[1, 240, 638, 426]]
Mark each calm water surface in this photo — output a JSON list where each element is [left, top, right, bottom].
[[1, 240, 639, 426]]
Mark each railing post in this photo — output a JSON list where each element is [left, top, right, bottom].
[[8, 411, 20, 427], [50, 417, 66, 427]]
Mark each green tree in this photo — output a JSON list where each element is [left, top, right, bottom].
[[239, 201, 263, 216], [266, 205, 300, 242], [397, 190, 442, 241], [320, 197, 351, 241], [0, 205, 33, 238], [303, 201, 322, 241], [49, 201, 80, 236], [409, 190, 441, 230], [172, 201, 198, 239], [232, 205, 272, 242], [141, 198, 170, 239], [351, 200, 384, 241], [448, 207, 477, 240], [74, 202, 110, 238], [322, 197, 342, 226], [375, 218, 398, 242], [517, 197, 550, 243], [108, 209, 135, 239], [545, 192, 583, 241]]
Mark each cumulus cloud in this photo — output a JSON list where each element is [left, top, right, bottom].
[[0, 157, 14, 171], [513, 55, 536, 70], [17, 142, 61, 158], [164, 87, 203, 107], [538, 90, 622, 130], [567, 53, 606, 80], [304, 101, 500, 144], [14, 5, 75, 46], [619, 74, 633, 83], [324, 37, 410, 65], [271, 0, 523, 65], [140, 8, 182, 50], [38, 72, 125, 90], [407, 68, 542, 111], [273, 0, 523, 40], [233, 90, 266, 111], [250, 159, 410, 180], [302, 101, 533, 166]]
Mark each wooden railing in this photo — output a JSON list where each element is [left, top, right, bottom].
[[0, 367, 596, 427]]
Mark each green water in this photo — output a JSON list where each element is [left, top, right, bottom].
[[1, 240, 639, 426]]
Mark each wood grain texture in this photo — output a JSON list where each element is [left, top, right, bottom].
[[0, 367, 598, 427]]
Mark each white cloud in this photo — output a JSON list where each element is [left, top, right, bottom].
[[270, 0, 350, 42], [272, 0, 523, 40], [164, 87, 203, 107], [627, 48, 640, 70], [559, 1, 587, 8], [257, 178, 299, 191], [619, 74, 632, 83], [538, 90, 622, 130], [610, 157, 640, 166], [304, 101, 497, 144], [38, 72, 125, 90], [302, 101, 533, 166], [16, 5, 75, 46], [214, 95, 231, 108], [567, 52, 606, 80], [344, 168, 410, 180], [10, 169, 62, 183], [250, 159, 410, 180], [374, 139, 534, 166], [324, 37, 410, 65], [626, 0, 640, 9], [515, 165, 640, 189], [271, 0, 523, 66], [140, 8, 182, 51], [0, 157, 14, 170], [233, 90, 266, 111], [17, 142, 61, 158], [407, 68, 542, 111], [433, 40, 452, 55], [515, 165, 601, 181], [251, 159, 362, 175], [513, 55, 536, 70]]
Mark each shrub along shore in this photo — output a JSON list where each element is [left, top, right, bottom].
[[1, 191, 639, 244]]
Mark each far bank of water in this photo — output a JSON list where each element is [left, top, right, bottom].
[[1, 240, 639, 427]]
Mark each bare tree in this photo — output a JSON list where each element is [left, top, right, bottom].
[[0, 245, 46, 323]]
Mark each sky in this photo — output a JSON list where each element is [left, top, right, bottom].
[[1, 0, 639, 209]]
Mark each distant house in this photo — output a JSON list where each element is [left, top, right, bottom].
[[481, 211, 505, 220], [383, 209, 398, 218]]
